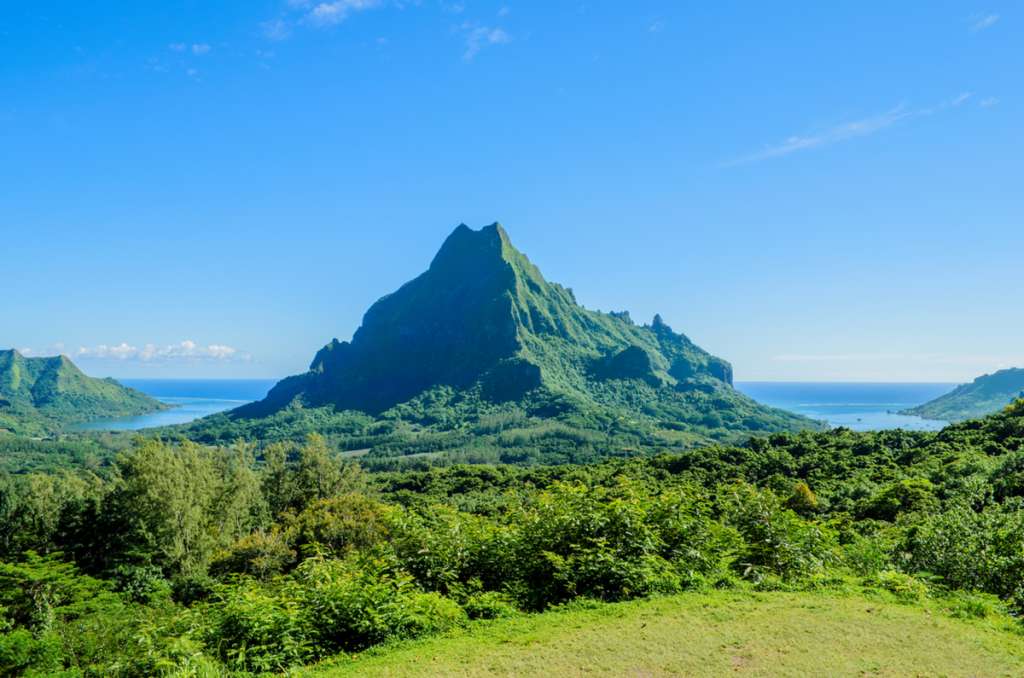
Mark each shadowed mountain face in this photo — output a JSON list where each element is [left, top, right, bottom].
[[903, 368, 1024, 422], [236, 223, 808, 442], [0, 349, 166, 435]]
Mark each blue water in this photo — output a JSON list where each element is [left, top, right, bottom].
[[735, 382, 957, 431], [74, 379, 276, 431]]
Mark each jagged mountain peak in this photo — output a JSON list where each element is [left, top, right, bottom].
[[241, 223, 762, 422]]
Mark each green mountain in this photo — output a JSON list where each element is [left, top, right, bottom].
[[0, 349, 166, 436], [902, 368, 1024, 422], [196, 224, 816, 464]]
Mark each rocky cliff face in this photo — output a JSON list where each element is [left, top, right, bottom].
[[242, 223, 752, 419]]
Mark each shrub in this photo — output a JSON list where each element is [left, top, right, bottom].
[[294, 553, 465, 654], [865, 570, 928, 602], [282, 493, 393, 559], [387, 505, 497, 596], [858, 478, 938, 521], [461, 591, 518, 619], [206, 579, 308, 674], [210, 530, 296, 580], [904, 501, 1024, 600], [504, 481, 683, 609], [725, 484, 837, 582], [842, 534, 890, 577]]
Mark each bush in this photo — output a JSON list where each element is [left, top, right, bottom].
[[210, 530, 296, 580], [282, 493, 393, 559], [504, 481, 683, 609], [858, 479, 938, 521], [206, 579, 308, 674], [461, 591, 518, 619], [725, 484, 838, 583], [842, 534, 890, 576], [295, 553, 465, 654], [865, 570, 928, 602], [904, 501, 1024, 600]]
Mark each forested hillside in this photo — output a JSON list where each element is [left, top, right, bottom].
[[1, 400, 1022, 675], [904, 367, 1024, 422], [0, 350, 165, 436]]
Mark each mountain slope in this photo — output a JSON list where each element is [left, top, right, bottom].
[[198, 224, 816, 462], [903, 368, 1024, 422], [0, 349, 166, 435]]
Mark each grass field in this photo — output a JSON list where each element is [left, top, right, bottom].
[[301, 589, 1024, 677]]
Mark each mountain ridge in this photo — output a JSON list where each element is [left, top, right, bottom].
[[903, 367, 1024, 422], [0, 349, 167, 435]]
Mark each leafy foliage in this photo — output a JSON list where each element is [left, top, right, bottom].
[[0, 400, 1023, 674]]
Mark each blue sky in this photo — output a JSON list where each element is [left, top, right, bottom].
[[2, 1, 1020, 382]]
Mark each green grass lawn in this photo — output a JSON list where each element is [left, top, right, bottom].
[[300, 590, 1024, 677]]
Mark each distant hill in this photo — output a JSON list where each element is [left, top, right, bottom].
[[0, 349, 166, 436], [902, 367, 1024, 422], [190, 223, 817, 464]]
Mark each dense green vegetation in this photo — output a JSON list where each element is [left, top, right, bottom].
[[1, 400, 1023, 675], [904, 367, 1024, 422], [182, 224, 816, 458], [0, 350, 166, 436]]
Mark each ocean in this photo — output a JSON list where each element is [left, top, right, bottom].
[[73, 379, 277, 431], [735, 382, 956, 431], [74, 379, 957, 433]]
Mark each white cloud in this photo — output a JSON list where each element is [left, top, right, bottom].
[[970, 13, 1000, 32], [462, 24, 510, 61], [980, 97, 1000, 108], [306, 0, 382, 26], [264, 0, 383, 39], [262, 18, 292, 41], [724, 105, 913, 166], [951, 92, 972, 107], [169, 42, 211, 55], [725, 92, 979, 167], [74, 340, 250, 363]]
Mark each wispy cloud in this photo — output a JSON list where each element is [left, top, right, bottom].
[[951, 91, 972, 107], [461, 24, 510, 61], [724, 105, 912, 166], [724, 93, 977, 167], [262, 0, 385, 41], [262, 18, 292, 41], [648, 19, 665, 33], [970, 13, 1000, 32], [312, 0, 382, 26], [72, 340, 250, 364], [980, 96, 1000, 108], [169, 42, 212, 55]]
